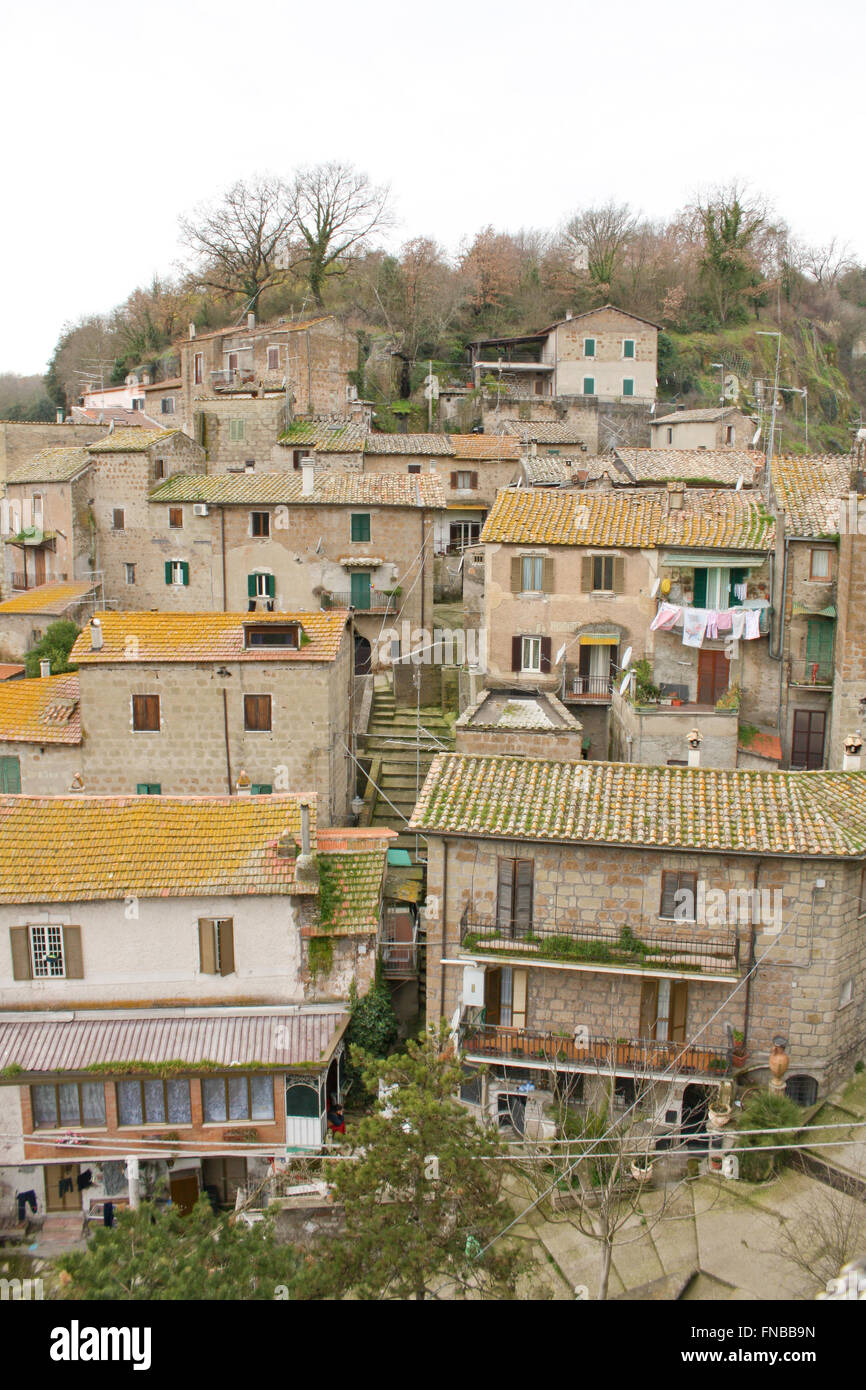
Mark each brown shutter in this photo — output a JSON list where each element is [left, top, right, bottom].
[[496, 858, 515, 931], [10, 927, 31, 980], [670, 982, 688, 1043], [639, 980, 658, 1039], [581, 555, 593, 592], [511, 635, 522, 671], [613, 555, 625, 593], [510, 556, 522, 593], [471, 472, 478, 490], [63, 926, 83, 979], [540, 636, 552, 672], [218, 921, 235, 977], [485, 967, 502, 1026], [198, 920, 217, 974], [450, 472, 458, 489], [515, 861, 534, 931], [541, 556, 555, 593]]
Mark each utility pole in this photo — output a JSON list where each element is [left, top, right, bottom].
[[711, 362, 726, 405], [428, 359, 433, 431], [757, 331, 782, 503]]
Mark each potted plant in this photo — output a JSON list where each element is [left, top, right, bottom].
[[632, 658, 660, 707], [630, 1158, 654, 1182], [708, 1081, 734, 1130], [731, 1030, 749, 1068]]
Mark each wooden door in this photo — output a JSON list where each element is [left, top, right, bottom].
[[697, 650, 729, 705], [34, 549, 46, 586], [485, 967, 502, 1026], [350, 571, 371, 610], [169, 1172, 200, 1215], [791, 710, 826, 769], [45, 1162, 80, 1212]]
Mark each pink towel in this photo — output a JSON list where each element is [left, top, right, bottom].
[[650, 602, 681, 631], [716, 610, 733, 632], [704, 610, 720, 639]]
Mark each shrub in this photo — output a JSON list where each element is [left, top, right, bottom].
[[737, 1089, 802, 1181]]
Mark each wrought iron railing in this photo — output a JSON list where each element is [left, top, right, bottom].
[[789, 660, 833, 687], [563, 671, 613, 701], [211, 368, 256, 389], [321, 590, 398, 613], [460, 909, 740, 976], [458, 1021, 730, 1076]]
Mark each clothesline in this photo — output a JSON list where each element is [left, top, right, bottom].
[[651, 601, 763, 647]]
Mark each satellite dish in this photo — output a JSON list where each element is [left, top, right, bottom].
[[735, 475, 743, 491], [555, 644, 567, 665], [651, 578, 661, 598], [619, 670, 634, 696], [621, 646, 633, 671], [751, 426, 762, 446]]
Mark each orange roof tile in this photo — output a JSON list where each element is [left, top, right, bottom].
[[0, 580, 95, 615], [0, 674, 80, 745], [71, 610, 349, 665], [450, 434, 521, 460]]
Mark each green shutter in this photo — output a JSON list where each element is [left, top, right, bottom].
[[583, 378, 595, 395], [0, 757, 21, 793], [806, 619, 834, 677], [728, 567, 746, 606], [164, 561, 172, 585], [137, 783, 161, 795], [251, 784, 273, 795], [623, 379, 634, 397], [248, 573, 257, 598], [351, 513, 370, 542], [181, 561, 189, 586], [350, 571, 371, 609], [585, 338, 595, 357], [267, 573, 276, 598], [624, 339, 635, 358], [693, 568, 707, 607]]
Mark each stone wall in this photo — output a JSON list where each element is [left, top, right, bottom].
[[609, 689, 739, 767], [455, 727, 585, 760], [830, 530, 866, 768], [195, 397, 288, 470], [0, 422, 108, 487], [554, 310, 657, 400], [0, 740, 81, 795]]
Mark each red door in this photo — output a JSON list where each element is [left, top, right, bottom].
[[697, 650, 729, 705]]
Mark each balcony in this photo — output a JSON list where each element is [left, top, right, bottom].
[[459, 1019, 730, 1078], [788, 660, 833, 689], [563, 670, 613, 703], [460, 911, 740, 978], [211, 367, 256, 391], [321, 590, 398, 614]]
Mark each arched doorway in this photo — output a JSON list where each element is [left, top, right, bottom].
[[354, 635, 372, 675]]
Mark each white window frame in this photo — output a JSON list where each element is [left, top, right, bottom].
[[840, 978, 854, 1009], [521, 636, 542, 673], [521, 555, 544, 593], [809, 548, 831, 581], [125, 563, 136, 585], [253, 571, 272, 598], [29, 924, 65, 979], [194, 352, 204, 385], [583, 338, 596, 358], [169, 560, 186, 586], [622, 338, 636, 359], [456, 470, 473, 490], [32, 493, 44, 528]]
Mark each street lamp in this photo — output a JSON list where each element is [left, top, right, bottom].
[[710, 362, 726, 405]]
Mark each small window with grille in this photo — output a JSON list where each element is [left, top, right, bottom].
[[29, 924, 65, 978]]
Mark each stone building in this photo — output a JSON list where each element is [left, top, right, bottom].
[[614, 447, 761, 488], [3, 446, 95, 595], [0, 579, 102, 662], [0, 420, 108, 489], [411, 752, 866, 1133], [651, 406, 758, 451], [477, 484, 775, 762], [0, 673, 81, 794], [455, 688, 584, 760], [70, 609, 354, 823], [146, 468, 445, 670], [0, 793, 392, 1215]]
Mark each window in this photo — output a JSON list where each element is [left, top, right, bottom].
[[622, 378, 635, 397], [32, 1082, 105, 1129], [622, 338, 635, 359], [168, 506, 183, 529], [640, 978, 687, 1042], [809, 548, 832, 580], [117, 1079, 191, 1126], [229, 418, 245, 443], [201, 1075, 274, 1123], [132, 397, 145, 411], [408, 463, 421, 474], [32, 493, 43, 527], [791, 709, 826, 769], [659, 871, 698, 921], [247, 572, 275, 602], [454, 470, 475, 490], [198, 918, 236, 975], [250, 511, 270, 538], [10, 923, 83, 982], [267, 346, 280, 371], [154, 459, 165, 480], [449, 520, 481, 551], [583, 377, 595, 395], [521, 636, 542, 672], [484, 965, 527, 1028], [496, 857, 534, 936], [132, 694, 160, 732], [194, 352, 204, 385], [112, 508, 125, 531], [244, 459, 255, 472], [125, 563, 136, 585], [244, 694, 272, 731], [839, 978, 854, 1009], [29, 924, 66, 977], [0, 756, 21, 793], [785, 1074, 818, 1107], [245, 623, 299, 648], [160, 397, 175, 415], [251, 784, 272, 795], [584, 338, 596, 358], [165, 560, 189, 586], [724, 424, 734, 445], [521, 555, 544, 592], [593, 555, 614, 590], [136, 783, 161, 794], [228, 352, 239, 373], [666, 427, 673, 444], [693, 566, 746, 609], [351, 513, 371, 542]]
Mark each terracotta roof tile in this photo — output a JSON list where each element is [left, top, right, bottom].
[[280, 419, 367, 452], [364, 433, 454, 456], [89, 428, 178, 453], [150, 470, 445, 508], [71, 610, 348, 665], [409, 754, 866, 858], [653, 406, 747, 425], [615, 448, 760, 485], [0, 579, 96, 615], [7, 447, 92, 484], [0, 674, 80, 745], [500, 420, 588, 444], [450, 434, 521, 460], [771, 454, 851, 537]]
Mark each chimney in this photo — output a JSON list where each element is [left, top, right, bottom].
[[667, 480, 685, 512], [301, 459, 315, 496], [687, 728, 702, 767], [39, 659, 51, 679], [56, 407, 65, 424], [236, 769, 252, 797], [189, 323, 196, 339], [295, 801, 318, 885], [565, 310, 573, 321], [247, 312, 256, 333], [843, 733, 863, 771], [89, 617, 103, 651]]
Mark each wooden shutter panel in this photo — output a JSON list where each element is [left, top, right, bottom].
[[512, 968, 528, 1029], [693, 568, 707, 607], [540, 636, 552, 673], [485, 967, 502, 1026], [450, 472, 458, 489], [670, 981, 688, 1043], [198, 920, 217, 974], [496, 858, 515, 931], [612, 556, 625, 593], [267, 574, 276, 598], [639, 980, 658, 1039], [514, 861, 534, 930], [659, 873, 678, 918], [164, 561, 172, 585], [181, 561, 190, 586], [471, 472, 478, 490], [218, 921, 235, 977], [248, 573, 257, 598], [10, 927, 31, 980], [0, 756, 21, 793], [511, 557, 522, 593], [581, 556, 593, 592], [541, 557, 555, 593], [63, 926, 84, 979], [511, 635, 522, 671]]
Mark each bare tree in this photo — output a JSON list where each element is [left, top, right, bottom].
[[288, 162, 391, 308], [800, 237, 854, 288], [563, 201, 637, 298], [179, 176, 295, 308], [776, 1173, 866, 1296]]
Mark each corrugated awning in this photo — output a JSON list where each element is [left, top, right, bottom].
[[792, 602, 836, 618], [659, 553, 760, 568], [580, 633, 619, 645]]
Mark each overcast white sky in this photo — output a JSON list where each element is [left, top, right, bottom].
[[2, 0, 862, 374]]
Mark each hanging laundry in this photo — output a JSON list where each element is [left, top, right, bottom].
[[77, 1169, 93, 1192], [704, 610, 721, 639], [731, 610, 746, 641], [16, 1190, 37, 1221], [682, 609, 708, 648], [734, 583, 748, 602], [744, 608, 761, 639], [58, 1177, 74, 1198], [716, 610, 733, 632], [650, 601, 681, 631]]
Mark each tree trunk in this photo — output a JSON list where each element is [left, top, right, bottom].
[[598, 1240, 612, 1301]]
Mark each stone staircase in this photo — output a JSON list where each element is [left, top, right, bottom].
[[362, 686, 454, 854]]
